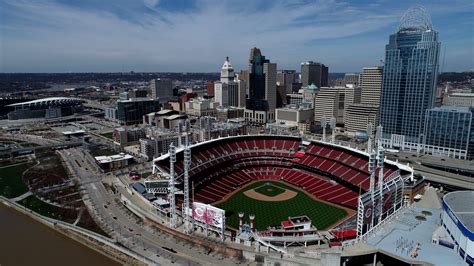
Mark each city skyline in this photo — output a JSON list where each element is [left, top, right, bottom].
[[1, 0, 473, 73]]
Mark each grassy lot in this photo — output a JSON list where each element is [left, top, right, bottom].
[[0, 162, 33, 198], [90, 148, 117, 157], [18, 195, 77, 224], [141, 172, 152, 178], [254, 182, 285, 197], [216, 181, 347, 230], [100, 132, 114, 140]]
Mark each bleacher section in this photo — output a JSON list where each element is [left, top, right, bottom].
[[154, 136, 407, 210], [300, 142, 399, 191]]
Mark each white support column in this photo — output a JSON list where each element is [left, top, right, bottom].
[[330, 117, 336, 144], [183, 119, 192, 233], [367, 123, 373, 152], [368, 151, 376, 229], [377, 146, 385, 224], [168, 143, 177, 228], [321, 116, 327, 142]]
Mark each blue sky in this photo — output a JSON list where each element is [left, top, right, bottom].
[[0, 0, 472, 73]]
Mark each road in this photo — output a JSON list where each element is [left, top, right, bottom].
[[58, 147, 241, 265]]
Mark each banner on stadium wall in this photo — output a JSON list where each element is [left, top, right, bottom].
[[205, 205, 224, 228], [192, 202, 225, 229], [363, 200, 373, 224], [383, 190, 393, 214]]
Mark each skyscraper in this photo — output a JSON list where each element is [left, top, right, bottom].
[[379, 6, 440, 148], [360, 67, 383, 106], [214, 57, 246, 108], [244, 47, 277, 124], [300, 61, 328, 88], [150, 78, 173, 103], [220, 56, 234, 83], [277, 70, 297, 94], [343, 73, 360, 87]]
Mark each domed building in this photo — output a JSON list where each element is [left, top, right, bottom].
[[7, 97, 84, 120]]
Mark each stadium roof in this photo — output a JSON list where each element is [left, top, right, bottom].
[[443, 191, 474, 234], [7, 97, 83, 107]]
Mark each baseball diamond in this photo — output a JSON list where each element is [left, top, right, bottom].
[[215, 181, 349, 230]]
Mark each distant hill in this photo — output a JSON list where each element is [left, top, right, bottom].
[[329, 73, 345, 82], [438, 72, 473, 83], [0, 72, 220, 92]]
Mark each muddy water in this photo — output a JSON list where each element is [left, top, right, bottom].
[[0, 204, 120, 266]]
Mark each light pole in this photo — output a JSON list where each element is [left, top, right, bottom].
[[321, 116, 327, 142]]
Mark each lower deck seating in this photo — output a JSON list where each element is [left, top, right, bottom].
[[193, 166, 359, 207]]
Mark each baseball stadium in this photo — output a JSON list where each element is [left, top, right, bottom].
[[150, 134, 413, 249]]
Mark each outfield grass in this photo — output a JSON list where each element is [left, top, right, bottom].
[[0, 162, 33, 198], [216, 181, 347, 230], [254, 182, 285, 197]]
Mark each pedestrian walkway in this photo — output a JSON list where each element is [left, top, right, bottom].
[[12, 191, 32, 202]]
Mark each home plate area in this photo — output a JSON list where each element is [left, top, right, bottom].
[[243, 182, 297, 201]]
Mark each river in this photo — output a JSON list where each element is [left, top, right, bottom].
[[0, 204, 120, 266]]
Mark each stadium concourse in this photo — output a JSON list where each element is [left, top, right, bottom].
[[149, 134, 415, 251]]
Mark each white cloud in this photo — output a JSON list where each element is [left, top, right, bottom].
[[0, 0, 472, 72], [143, 0, 159, 9]]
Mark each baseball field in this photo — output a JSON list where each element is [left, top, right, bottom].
[[215, 181, 348, 230]]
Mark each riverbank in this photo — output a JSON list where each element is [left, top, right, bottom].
[[0, 196, 151, 265]]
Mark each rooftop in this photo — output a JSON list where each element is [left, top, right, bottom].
[[95, 153, 133, 163], [7, 97, 82, 107], [449, 92, 474, 97], [430, 106, 472, 112], [117, 97, 156, 103], [361, 206, 465, 266], [443, 191, 474, 233]]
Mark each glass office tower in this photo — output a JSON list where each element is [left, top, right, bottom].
[[424, 106, 473, 160], [379, 6, 440, 144]]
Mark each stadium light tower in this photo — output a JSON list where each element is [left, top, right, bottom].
[[321, 116, 327, 142], [368, 150, 376, 228], [207, 116, 212, 141], [169, 143, 177, 228], [375, 125, 383, 147], [377, 146, 385, 224], [330, 117, 336, 144], [367, 123, 373, 152], [183, 119, 192, 233]]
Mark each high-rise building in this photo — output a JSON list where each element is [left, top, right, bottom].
[[360, 67, 383, 106], [423, 106, 473, 160], [343, 73, 360, 87], [206, 81, 215, 97], [220, 56, 234, 83], [300, 61, 328, 88], [344, 104, 379, 135], [114, 98, 161, 125], [379, 6, 440, 148], [214, 57, 246, 108], [150, 78, 173, 103], [277, 70, 297, 94], [244, 47, 277, 124], [238, 70, 250, 96], [314, 87, 345, 124]]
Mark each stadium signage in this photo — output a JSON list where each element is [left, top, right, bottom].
[[193, 202, 225, 229]]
